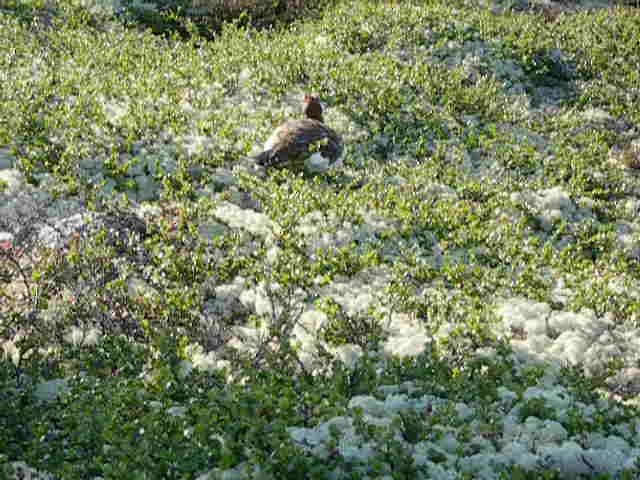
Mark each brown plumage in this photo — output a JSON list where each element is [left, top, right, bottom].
[[254, 94, 343, 172]]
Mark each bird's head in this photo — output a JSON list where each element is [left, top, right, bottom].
[[303, 93, 324, 122]]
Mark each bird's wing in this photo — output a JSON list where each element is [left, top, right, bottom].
[[257, 119, 343, 169], [271, 120, 341, 157]]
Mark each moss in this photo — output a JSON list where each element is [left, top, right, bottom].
[[1, 0, 640, 477]]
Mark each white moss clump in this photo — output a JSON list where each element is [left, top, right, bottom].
[[348, 395, 386, 417], [421, 183, 458, 199], [458, 452, 507, 479], [290, 309, 330, 372], [323, 107, 369, 144], [413, 453, 458, 480], [534, 419, 569, 444], [616, 221, 640, 260], [195, 462, 253, 480], [329, 344, 364, 370], [0, 231, 13, 247], [550, 275, 575, 307], [337, 438, 376, 462], [427, 38, 526, 92], [284, 379, 640, 478], [127, 276, 159, 300], [318, 267, 392, 318], [511, 187, 592, 233], [238, 281, 296, 318], [166, 405, 187, 418], [38, 212, 88, 249], [579, 107, 614, 124], [455, 403, 475, 421], [63, 326, 101, 347], [33, 378, 69, 403], [6, 462, 54, 480], [0, 186, 87, 247], [198, 221, 228, 241], [296, 210, 400, 258], [288, 416, 364, 459], [383, 312, 431, 358], [537, 441, 594, 477], [0, 169, 24, 195], [206, 276, 248, 320], [180, 133, 214, 158], [496, 298, 640, 378], [185, 344, 230, 374], [226, 326, 264, 356], [102, 98, 129, 126], [501, 441, 539, 471], [213, 201, 280, 238], [606, 367, 640, 396], [496, 298, 551, 337], [211, 279, 368, 372], [1, 339, 20, 365]]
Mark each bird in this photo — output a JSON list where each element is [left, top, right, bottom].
[[253, 94, 343, 173]]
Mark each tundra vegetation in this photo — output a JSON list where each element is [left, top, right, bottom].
[[1, 0, 640, 479]]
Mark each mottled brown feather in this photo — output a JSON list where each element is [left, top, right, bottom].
[[254, 95, 343, 171]]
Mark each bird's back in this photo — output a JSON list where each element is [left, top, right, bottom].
[[257, 119, 343, 170]]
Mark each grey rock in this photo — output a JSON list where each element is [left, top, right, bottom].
[[211, 169, 237, 191], [0, 148, 15, 170], [34, 378, 69, 402], [79, 157, 101, 171], [188, 164, 205, 180], [135, 175, 159, 202], [127, 156, 146, 177]]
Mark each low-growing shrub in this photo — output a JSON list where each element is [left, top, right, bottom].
[[121, 0, 335, 37]]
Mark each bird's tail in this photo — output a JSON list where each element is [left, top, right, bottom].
[[253, 150, 273, 166]]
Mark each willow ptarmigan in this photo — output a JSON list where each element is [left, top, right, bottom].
[[253, 94, 343, 173]]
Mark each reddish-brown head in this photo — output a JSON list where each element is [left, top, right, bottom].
[[303, 93, 324, 122]]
